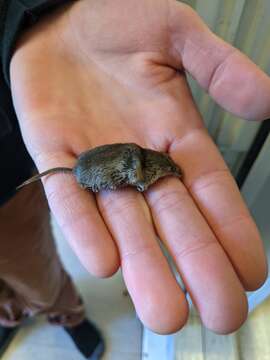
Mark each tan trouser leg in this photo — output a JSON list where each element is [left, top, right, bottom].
[[0, 182, 85, 327]]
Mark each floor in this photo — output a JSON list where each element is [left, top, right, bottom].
[[175, 297, 270, 360], [3, 218, 142, 360], [3, 216, 270, 360]]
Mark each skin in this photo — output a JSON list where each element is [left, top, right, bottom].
[[9, 0, 270, 334]]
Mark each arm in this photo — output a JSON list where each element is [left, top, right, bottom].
[[7, 0, 270, 334]]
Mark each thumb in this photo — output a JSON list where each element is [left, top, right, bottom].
[[168, 2, 270, 121]]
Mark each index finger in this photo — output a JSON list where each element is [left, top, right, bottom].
[[169, 127, 268, 291]]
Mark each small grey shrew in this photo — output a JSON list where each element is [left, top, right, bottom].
[[17, 143, 182, 192]]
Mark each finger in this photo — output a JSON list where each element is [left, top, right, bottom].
[[169, 2, 270, 120], [146, 177, 248, 334], [169, 128, 268, 291], [97, 188, 189, 334], [33, 151, 120, 278]]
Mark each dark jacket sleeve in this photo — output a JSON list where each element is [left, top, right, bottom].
[[1, 0, 72, 85], [0, 0, 71, 205]]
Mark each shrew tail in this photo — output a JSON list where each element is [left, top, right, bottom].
[[16, 167, 73, 190]]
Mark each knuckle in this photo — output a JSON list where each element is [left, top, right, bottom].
[[99, 192, 139, 219], [217, 213, 251, 231], [174, 237, 217, 261], [121, 244, 157, 263], [187, 168, 230, 193], [149, 187, 189, 216]]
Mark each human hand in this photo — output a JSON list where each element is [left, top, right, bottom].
[[10, 0, 270, 334]]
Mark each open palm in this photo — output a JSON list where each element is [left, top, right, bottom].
[[10, 0, 270, 334]]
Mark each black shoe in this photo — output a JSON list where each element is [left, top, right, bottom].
[[0, 325, 19, 357], [64, 319, 105, 359]]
